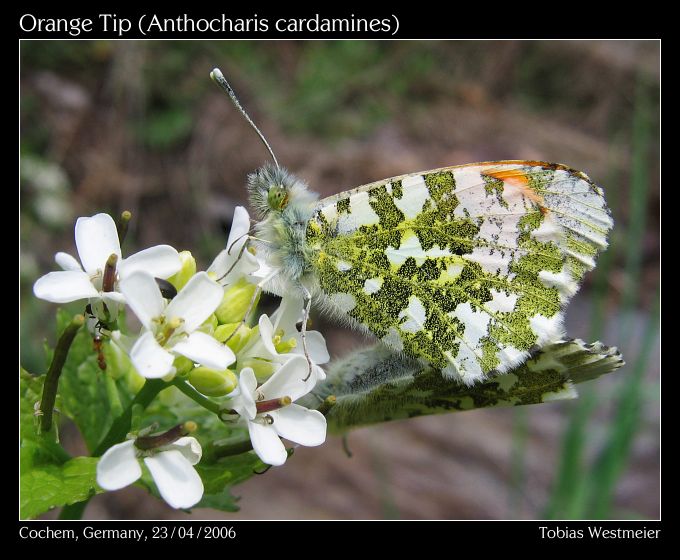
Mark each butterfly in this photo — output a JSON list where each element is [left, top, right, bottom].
[[210, 69, 613, 386]]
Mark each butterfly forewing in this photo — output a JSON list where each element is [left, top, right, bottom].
[[304, 161, 612, 385]]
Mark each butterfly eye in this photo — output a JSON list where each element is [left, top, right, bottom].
[[267, 184, 289, 211]]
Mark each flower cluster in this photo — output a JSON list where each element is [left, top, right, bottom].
[[33, 207, 329, 509]]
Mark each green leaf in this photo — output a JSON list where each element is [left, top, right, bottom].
[[21, 370, 90, 519], [20, 370, 44, 441], [54, 309, 135, 452], [20, 457, 101, 519], [20, 372, 71, 470], [195, 452, 265, 513]]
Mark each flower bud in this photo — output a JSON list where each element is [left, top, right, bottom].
[[215, 277, 259, 325], [215, 323, 253, 353], [239, 358, 275, 382], [105, 340, 131, 380], [188, 367, 238, 397], [173, 355, 195, 377], [167, 251, 196, 291], [206, 313, 219, 332]]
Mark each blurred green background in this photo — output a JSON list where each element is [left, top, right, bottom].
[[20, 40, 659, 520]]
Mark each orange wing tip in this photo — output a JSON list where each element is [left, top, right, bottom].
[[482, 167, 547, 209]]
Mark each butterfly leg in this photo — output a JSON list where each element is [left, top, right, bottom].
[[217, 230, 275, 284], [216, 240, 249, 283], [217, 233, 258, 283], [298, 283, 314, 382]]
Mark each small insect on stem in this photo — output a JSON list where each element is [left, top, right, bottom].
[[93, 334, 106, 371]]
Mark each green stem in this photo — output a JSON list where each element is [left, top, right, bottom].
[[40, 315, 84, 434], [92, 378, 168, 456], [208, 437, 253, 460], [172, 378, 221, 414]]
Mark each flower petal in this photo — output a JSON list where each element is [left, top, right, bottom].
[[257, 315, 279, 358], [207, 249, 230, 279], [96, 440, 142, 491], [75, 213, 121, 276], [165, 272, 223, 333], [119, 245, 181, 280], [227, 206, 251, 253], [33, 270, 99, 303], [271, 404, 327, 447], [250, 259, 276, 283], [242, 251, 261, 275], [209, 206, 254, 279], [247, 421, 288, 466], [130, 331, 175, 379], [119, 271, 164, 330], [101, 291, 126, 305], [232, 368, 257, 419], [270, 294, 303, 333], [292, 331, 330, 364], [172, 332, 235, 370], [54, 252, 82, 271], [240, 367, 258, 396], [164, 437, 202, 466], [143, 450, 204, 509], [259, 355, 316, 402], [312, 364, 327, 382]]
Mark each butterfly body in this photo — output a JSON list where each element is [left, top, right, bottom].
[[247, 164, 318, 291], [248, 159, 612, 385]]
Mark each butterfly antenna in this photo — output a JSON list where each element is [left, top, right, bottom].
[[210, 67, 280, 170]]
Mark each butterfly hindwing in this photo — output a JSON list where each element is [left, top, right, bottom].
[[301, 339, 624, 433], [304, 161, 612, 384]]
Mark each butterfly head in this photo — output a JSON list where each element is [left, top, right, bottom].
[[247, 162, 317, 219], [267, 183, 289, 212]]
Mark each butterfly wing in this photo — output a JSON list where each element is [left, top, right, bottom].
[[300, 339, 624, 433], [304, 161, 613, 385]]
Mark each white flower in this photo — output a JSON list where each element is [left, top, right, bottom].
[[33, 213, 181, 322], [116, 271, 235, 379], [96, 437, 203, 509], [238, 296, 329, 383], [230, 355, 327, 466], [207, 206, 260, 286], [269, 295, 330, 371]]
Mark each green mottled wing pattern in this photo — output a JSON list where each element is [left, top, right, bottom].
[[305, 161, 612, 384], [301, 340, 624, 434]]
